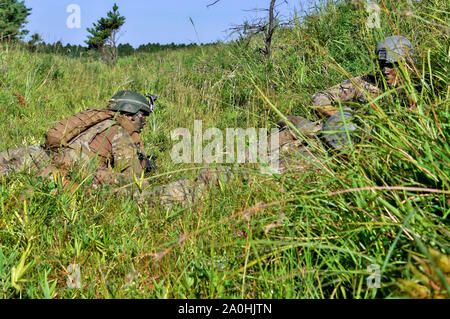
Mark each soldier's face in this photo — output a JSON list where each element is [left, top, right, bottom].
[[129, 112, 147, 132], [382, 65, 399, 87]]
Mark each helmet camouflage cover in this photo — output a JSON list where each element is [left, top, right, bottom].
[[108, 90, 156, 116], [375, 36, 414, 65], [321, 110, 358, 149]]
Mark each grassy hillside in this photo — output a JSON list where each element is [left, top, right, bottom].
[[0, 0, 448, 298]]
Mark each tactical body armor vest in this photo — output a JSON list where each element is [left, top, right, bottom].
[[45, 109, 145, 168]]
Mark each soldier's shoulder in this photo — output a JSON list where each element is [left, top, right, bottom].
[[341, 74, 374, 85]]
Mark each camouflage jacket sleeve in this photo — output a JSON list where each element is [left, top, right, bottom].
[[311, 75, 382, 107], [110, 126, 144, 176]]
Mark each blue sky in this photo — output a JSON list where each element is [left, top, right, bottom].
[[23, 0, 316, 47]]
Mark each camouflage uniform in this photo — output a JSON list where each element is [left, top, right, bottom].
[[269, 115, 324, 172], [310, 74, 386, 149], [0, 117, 145, 186], [311, 75, 382, 108], [264, 75, 385, 162], [46, 117, 145, 187], [144, 167, 232, 208], [0, 145, 50, 177], [0, 120, 231, 208], [310, 35, 415, 149]]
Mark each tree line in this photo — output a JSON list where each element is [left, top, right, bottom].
[[26, 41, 202, 58]]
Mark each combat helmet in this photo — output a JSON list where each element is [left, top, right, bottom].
[[375, 36, 414, 65], [321, 109, 358, 150], [108, 90, 157, 116]]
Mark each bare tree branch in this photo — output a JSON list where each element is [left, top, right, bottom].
[[206, 0, 221, 8], [208, 0, 293, 59]]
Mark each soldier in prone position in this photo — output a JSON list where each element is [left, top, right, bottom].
[[0, 90, 228, 206], [311, 36, 415, 149], [0, 90, 158, 190], [46, 90, 158, 188], [274, 36, 415, 157]]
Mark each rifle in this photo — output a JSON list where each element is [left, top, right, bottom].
[[137, 151, 157, 173]]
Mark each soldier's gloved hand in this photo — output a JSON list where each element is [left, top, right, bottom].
[[144, 156, 157, 173], [137, 151, 157, 173]]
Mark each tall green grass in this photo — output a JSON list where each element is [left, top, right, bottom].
[[0, 0, 448, 298]]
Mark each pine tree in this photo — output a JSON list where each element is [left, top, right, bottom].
[[86, 3, 125, 64], [29, 32, 41, 44], [0, 0, 32, 41], [27, 32, 42, 51]]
